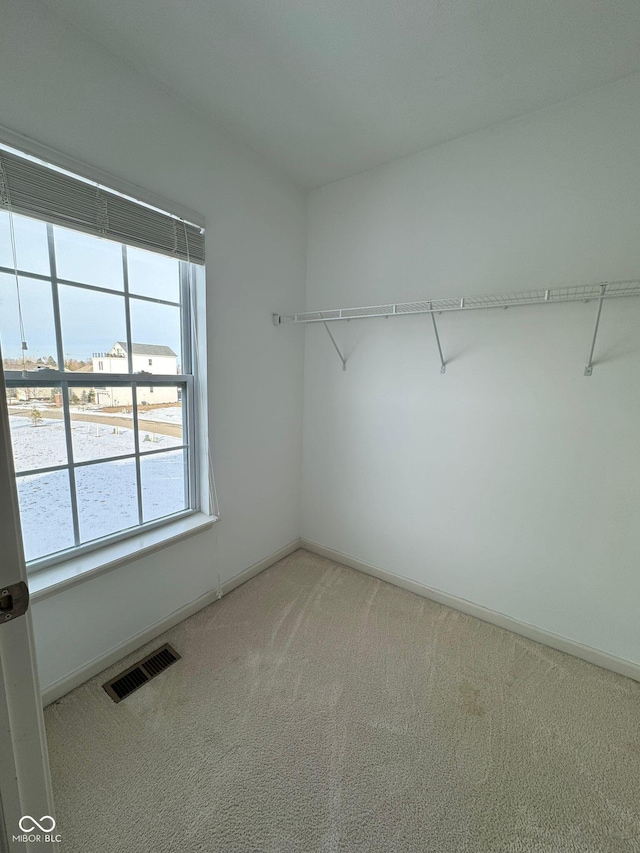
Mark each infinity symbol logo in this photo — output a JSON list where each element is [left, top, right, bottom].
[[19, 815, 56, 833]]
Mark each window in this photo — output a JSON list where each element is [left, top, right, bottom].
[[0, 145, 208, 570]]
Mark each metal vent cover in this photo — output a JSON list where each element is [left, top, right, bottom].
[[103, 643, 180, 703]]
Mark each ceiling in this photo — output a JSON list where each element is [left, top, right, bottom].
[[42, 0, 640, 189]]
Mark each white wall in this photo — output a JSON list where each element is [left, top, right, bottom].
[[303, 74, 640, 665], [0, 0, 306, 691]]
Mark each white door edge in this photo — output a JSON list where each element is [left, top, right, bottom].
[[0, 363, 56, 852]]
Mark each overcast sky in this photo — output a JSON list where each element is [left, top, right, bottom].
[[0, 212, 181, 364]]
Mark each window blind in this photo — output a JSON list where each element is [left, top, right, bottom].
[[0, 149, 205, 264]]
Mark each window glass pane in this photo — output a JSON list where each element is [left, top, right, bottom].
[[58, 285, 127, 371], [0, 211, 50, 276], [127, 246, 180, 303], [17, 470, 75, 561], [0, 273, 58, 370], [53, 226, 123, 290], [76, 458, 138, 543], [140, 449, 187, 523], [7, 386, 67, 471], [129, 300, 182, 373], [136, 385, 184, 448], [69, 385, 135, 462]]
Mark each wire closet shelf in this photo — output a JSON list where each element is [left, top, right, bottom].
[[272, 279, 640, 376], [273, 280, 640, 324]]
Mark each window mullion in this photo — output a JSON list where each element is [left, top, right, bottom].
[[131, 383, 144, 526], [15, 462, 69, 478], [122, 245, 134, 374]]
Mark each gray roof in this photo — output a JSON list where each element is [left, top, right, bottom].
[[114, 342, 177, 358]]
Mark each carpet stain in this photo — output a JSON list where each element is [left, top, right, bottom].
[[459, 681, 485, 716]]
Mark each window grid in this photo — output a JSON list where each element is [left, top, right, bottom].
[[3, 223, 197, 569], [0, 264, 182, 308]]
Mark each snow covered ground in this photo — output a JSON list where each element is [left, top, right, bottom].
[[133, 406, 183, 425], [17, 471, 76, 559], [68, 404, 183, 427], [9, 415, 182, 471], [10, 415, 187, 562]]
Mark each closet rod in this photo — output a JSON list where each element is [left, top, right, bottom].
[[272, 279, 640, 325]]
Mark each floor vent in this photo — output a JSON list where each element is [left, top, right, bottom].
[[103, 643, 181, 703]]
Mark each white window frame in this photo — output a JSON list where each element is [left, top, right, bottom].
[[0, 128, 215, 581]]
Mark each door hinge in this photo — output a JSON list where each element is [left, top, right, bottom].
[[0, 582, 29, 623]]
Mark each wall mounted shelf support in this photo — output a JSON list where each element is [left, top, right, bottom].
[[429, 303, 446, 373], [323, 321, 347, 371], [584, 284, 607, 376]]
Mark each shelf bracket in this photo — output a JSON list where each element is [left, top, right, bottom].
[[323, 322, 347, 371], [429, 304, 446, 373], [584, 284, 607, 376]]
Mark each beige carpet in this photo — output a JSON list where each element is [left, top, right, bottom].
[[45, 549, 640, 852]]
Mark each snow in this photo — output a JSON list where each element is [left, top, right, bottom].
[[136, 406, 183, 425], [9, 415, 181, 470], [10, 414, 187, 562], [74, 459, 139, 544], [68, 405, 183, 426], [9, 417, 68, 471], [140, 450, 186, 524], [17, 471, 75, 561]]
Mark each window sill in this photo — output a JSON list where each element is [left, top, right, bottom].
[[29, 512, 217, 602]]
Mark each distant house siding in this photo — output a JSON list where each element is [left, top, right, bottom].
[[91, 344, 179, 407]]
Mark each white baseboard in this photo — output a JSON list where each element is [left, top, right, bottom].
[[300, 539, 640, 684], [41, 538, 301, 706]]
